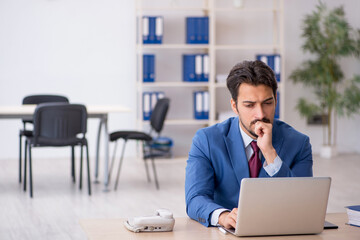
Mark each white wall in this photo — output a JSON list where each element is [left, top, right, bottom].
[[0, 0, 359, 160], [0, 0, 137, 159]]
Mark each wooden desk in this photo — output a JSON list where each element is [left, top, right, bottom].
[[79, 213, 359, 240], [0, 105, 131, 190]]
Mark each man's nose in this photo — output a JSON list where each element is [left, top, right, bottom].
[[254, 105, 265, 119]]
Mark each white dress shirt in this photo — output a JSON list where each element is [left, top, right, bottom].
[[210, 122, 282, 226]]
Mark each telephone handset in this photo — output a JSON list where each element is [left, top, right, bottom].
[[124, 209, 175, 233]]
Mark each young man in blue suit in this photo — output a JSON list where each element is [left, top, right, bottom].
[[185, 60, 313, 229]]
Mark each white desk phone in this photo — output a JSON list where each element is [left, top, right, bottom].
[[124, 209, 175, 233]]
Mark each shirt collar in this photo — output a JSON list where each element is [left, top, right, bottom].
[[239, 121, 255, 148]]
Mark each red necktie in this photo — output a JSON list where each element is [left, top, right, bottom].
[[249, 141, 262, 178]]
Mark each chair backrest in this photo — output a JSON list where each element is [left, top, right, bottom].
[[150, 98, 170, 134], [22, 94, 70, 125], [23, 94, 69, 105], [32, 103, 87, 146]]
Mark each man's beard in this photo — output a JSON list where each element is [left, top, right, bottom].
[[240, 117, 271, 139]]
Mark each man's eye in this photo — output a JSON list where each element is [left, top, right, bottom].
[[265, 102, 273, 105], [245, 104, 254, 108]]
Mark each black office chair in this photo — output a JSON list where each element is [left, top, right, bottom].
[[109, 98, 170, 190], [23, 103, 91, 198], [19, 95, 69, 184]]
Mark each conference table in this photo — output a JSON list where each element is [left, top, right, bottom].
[[0, 104, 131, 191], [79, 213, 359, 240]]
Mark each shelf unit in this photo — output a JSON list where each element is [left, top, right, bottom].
[[135, 0, 284, 157]]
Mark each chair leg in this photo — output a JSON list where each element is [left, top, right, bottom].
[[94, 120, 103, 181], [114, 139, 127, 191], [19, 134, 22, 183], [29, 145, 33, 198], [86, 144, 91, 196], [79, 145, 83, 190], [71, 146, 75, 183], [24, 140, 27, 192], [144, 159, 151, 182], [150, 158, 159, 190], [108, 140, 118, 185]]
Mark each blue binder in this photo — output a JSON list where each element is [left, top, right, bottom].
[[143, 54, 155, 82], [143, 16, 163, 44], [183, 54, 209, 82], [201, 54, 209, 82], [143, 92, 151, 120], [202, 91, 209, 119], [154, 16, 163, 44], [193, 91, 203, 119], [186, 17, 209, 44], [200, 17, 209, 44], [275, 91, 280, 119], [193, 91, 209, 120], [186, 17, 196, 44], [183, 54, 196, 82], [142, 17, 150, 44], [195, 18, 202, 43], [148, 17, 156, 43], [195, 54, 203, 81], [273, 54, 281, 82], [256, 54, 281, 82], [143, 91, 165, 120]]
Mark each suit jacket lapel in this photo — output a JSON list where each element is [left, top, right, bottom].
[[224, 117, 250, 186]]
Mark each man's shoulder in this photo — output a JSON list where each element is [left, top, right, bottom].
[[200, 117, 237, 136], [203, 117, 238, 134]]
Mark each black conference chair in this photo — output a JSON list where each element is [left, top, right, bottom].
[[19, 95, 69, 184], [109, 98, 170, 190], [23, 103, 91, 198]]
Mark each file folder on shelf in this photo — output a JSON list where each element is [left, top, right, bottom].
[[155, 17, 163, 44], [183, 54, 209, 82], [143, 54, 155, 82], [143, 91, 165, 120], [186, 17, 209, 44], [256, 54, 281, 82], [203, 91, 209, 119], [143, 92, 151, 120], [195, 55, 202, 82], [143, 16, 163, 44], [183, 54, 196, 82], [202, 54, 209, 82], [275, 91, 280, 119], [193, 91, 209, 120], [186, 17, 196, 44], [200, 17, 209, 44], [142, 17, 149, 43], [149, 17, 156, 43]]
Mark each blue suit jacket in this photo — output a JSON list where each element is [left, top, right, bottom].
[[185, 117, 313, 226]]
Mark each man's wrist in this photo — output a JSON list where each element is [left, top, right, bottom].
[[218, 211, 230, 226], [210, 208, 230, 226], [263, 155, 282, 176], [262, 147, 277, 164]]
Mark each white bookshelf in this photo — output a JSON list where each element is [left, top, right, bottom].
[[141, 82, 209, 87], [135, 0, 284, 157]]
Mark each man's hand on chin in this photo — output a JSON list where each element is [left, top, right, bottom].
[[218, 208, 238, 229], [254, 121, 277, 164]]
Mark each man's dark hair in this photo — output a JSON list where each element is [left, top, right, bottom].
[[226, 60, 278, 104]]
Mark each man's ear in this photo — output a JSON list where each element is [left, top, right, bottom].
[[230, 98, 238, 114]]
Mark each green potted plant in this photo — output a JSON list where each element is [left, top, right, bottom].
[[290, 2, 360, 158]]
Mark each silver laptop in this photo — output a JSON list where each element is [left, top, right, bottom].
[[222, 177, 331, 237]]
